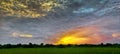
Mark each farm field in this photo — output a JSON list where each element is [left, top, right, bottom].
[[0, 47, 120, 54]]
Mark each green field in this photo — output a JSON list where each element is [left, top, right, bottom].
[[0, 47, 120, 54]]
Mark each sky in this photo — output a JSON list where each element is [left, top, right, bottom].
[[0, 0, 120, 44]]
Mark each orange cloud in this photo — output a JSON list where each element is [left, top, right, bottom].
[[51, 26, 109, 45], [112, 32, 120, 39]]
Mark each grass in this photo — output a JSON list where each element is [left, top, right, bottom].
[[0, 47, 120, 54]]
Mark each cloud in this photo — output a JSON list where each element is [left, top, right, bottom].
[[112, 32, 120, 39], [0, 0, 64, 18], [0, 0, 120, 44], [51, 26, 111, 44], [12, 32, 33, 38]]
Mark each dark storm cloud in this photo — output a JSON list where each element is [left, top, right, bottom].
[[0, 0, 120, 44]]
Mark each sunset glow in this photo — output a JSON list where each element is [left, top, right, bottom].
[[54, 26, 107, 45], [56, 35, 89, 45], [112, 33, 120, 39], [0, 0, 120, 44]]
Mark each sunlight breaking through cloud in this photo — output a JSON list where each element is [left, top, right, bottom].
[[0, 0, 65, 18]]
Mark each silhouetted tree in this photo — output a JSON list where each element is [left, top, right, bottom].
[[17, 43, 22, 47], [106, 43, 112, 46], [56, 44, 66, 48], [100, 43, 104, 45], [39, 43, 44, 47], [0, 44, 2, 48], [3, 44, 12, 48], [44, 44, 54, 47], [0, 43, 120, 49]]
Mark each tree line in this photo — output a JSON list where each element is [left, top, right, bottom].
[[0, 43, 120, 49]]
